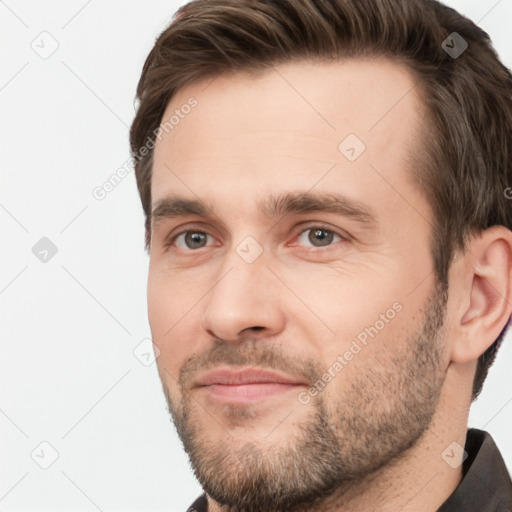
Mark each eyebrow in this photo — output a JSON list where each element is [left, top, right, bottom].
[[151, 191, 378, 230]]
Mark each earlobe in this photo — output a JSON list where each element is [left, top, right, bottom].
[[452, 227, 512, 364]]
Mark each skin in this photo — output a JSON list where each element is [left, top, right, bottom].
[[147, 58, 512, 512]]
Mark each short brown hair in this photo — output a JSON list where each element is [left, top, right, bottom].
[[129, 0, 512, 401]]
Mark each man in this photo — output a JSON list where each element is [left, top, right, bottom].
[[129, 0, 512, 510]]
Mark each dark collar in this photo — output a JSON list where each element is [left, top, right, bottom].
[[437, 428, 512, 511]]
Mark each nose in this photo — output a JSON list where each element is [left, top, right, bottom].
[[200, 251, 286, 343]]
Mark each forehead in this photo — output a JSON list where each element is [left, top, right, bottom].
[[151, 58, 428, 224]]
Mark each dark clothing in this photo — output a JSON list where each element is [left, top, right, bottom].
[[438, 428, 511, 511], [186, 428, 512, 512]]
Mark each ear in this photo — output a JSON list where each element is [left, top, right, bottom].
[[451, 226, 512, 364]]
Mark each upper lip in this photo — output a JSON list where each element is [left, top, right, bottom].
[[194, 367, 307, 387]]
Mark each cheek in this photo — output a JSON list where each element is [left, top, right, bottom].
[[147, 264, 191, 331], [316, 310, 411, 406], [147, 272, 170, 336], [148, 271, 185, 373], [148, 268, 211, 383], [300, 280, 412, 375], [280, 261, 403, 333]]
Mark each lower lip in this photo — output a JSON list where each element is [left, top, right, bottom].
[[200, 383, 303, 404]]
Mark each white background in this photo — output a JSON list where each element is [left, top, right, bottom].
[[1, 1, 511, 511]]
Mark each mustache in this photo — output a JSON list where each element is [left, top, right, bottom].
[[178, 338, 321, 390]]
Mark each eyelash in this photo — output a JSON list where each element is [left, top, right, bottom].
[[163, 223, 348, 253]]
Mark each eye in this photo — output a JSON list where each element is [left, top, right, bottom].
[[163, 224, 347, 253], [294, 225, 345, 249], [168, 230, 217, 251]]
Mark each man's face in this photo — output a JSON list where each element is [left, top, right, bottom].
[[148, 59, 451, 511]]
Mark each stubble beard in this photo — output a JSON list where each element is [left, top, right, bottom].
[[161, 281, 448, 512]]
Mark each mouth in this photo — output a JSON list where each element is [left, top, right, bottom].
[[193, 367, 307, 404]]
